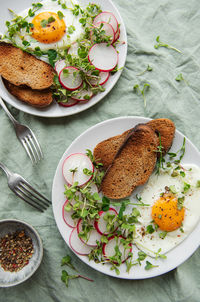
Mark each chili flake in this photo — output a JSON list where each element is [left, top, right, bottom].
[[0, 230, 34, 272]]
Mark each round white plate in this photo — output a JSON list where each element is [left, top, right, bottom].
[[52, 116, 200, 279], [0, 0, 127, 118]]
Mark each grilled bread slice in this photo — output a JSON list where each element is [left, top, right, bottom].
[[93, 129, 132, 170], [101, 124, 158, 199], [0, 42, 54, 90], [3, 79, 53, 108], [147, 118, 175, 154], [93, 118, 175, 169]]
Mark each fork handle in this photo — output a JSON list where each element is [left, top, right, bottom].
[[0, 97, 18, 126], [0, 162, 12, 178]]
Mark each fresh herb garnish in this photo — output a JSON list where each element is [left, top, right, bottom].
[[175, 73, 188, 85], [145, 261, 159, 270], [137, 64, 153, 76], [154, 36, 181, 53], [133, 83, 150, 108]]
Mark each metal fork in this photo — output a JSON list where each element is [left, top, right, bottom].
[[0, 162, 51, 212], [0, 97, 43, 164]]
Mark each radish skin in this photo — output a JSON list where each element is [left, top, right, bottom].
[[102, 235, 132, 263], [77, 219, 101, 247], [94, 208, 118, 235], [93, 12, 119, 34], [59, 98, 78, 107], [88, 43, 118, 72], [62, 153, 94, 186], [59, 66, 83, 91], [69, 227, 92, 255], [62, 200, 78, 228]]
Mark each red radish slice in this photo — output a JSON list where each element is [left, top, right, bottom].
[[68, 42, 79, 56], [87, 71, 110, 86], [77, 219, 101, 247], [71, 87, 93, 101], [62, 200, 78, 228], [114, 27, 120, 42], [55, 59, 67, 74], [94, 208, 118, 235], [59, 98, 78, 107], [93, 12, 119, 34], [102, 235, 132, 263], [62, 153, 94, 186], [69, 226, 92, 255], [59, 66, 83, 91], [91, 22, 115, 44], [88, 43, 118, 72]]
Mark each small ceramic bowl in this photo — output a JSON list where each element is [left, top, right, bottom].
[[0, 219, 43, 287]]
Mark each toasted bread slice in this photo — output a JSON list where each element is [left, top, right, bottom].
[[147, 118, 175, 154], [3, 79, 53, 108], [93, 129, 132, 170], [101, 124, 158, 199], [93, 118, 175, 169], [0, 42, 54, 90]]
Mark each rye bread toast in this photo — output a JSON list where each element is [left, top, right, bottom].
[[3, 79, 53, 108], [0, 42, 54, 90], [147, 118, 175, 154], [93, 118, 175, 169], [101, 124, 158, 199]]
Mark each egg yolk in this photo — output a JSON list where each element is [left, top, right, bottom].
[[31, 12, 66, 44], [151, 193, 185, 232]]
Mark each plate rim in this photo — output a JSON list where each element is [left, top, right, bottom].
[[52, 116, 200, 279], [0, 0, 127, 118]]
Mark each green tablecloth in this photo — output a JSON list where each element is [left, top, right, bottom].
[[1, 0, 200, 300]]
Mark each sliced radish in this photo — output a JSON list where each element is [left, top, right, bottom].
[[68, 42, 79, 56], [87, 71, 110, 86], [93, 12, 119, 34], [77, 219, 101, 247], [94, 208, 118, 235], [59, 66, 83, 91], [71, 87, 93, 101], [62, 153, 94, 186], [62, 200, 78, 228], [88, 43, 118, 72], [114, 27, 120, 42], [59, 98, 78, 107], [69, 226, 92, 255], [102, 235, 132, 263], [91, 22, 115, 44], [55, 59, 67, 74]]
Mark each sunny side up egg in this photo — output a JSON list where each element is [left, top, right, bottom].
[[133, 164, 200, 258], [13, 0, 84, 51]]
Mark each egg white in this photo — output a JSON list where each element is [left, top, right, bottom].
[[12, 0, 84, 52], [133, 164, 200, 257]]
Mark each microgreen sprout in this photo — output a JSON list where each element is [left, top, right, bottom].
[[145, 261, 159, 270], [137, 64, 153, 76], [154, 36, 181, 53], [175, 73, 189, 85], [133, 83, 150, 108], [155, 132, 165, 175]]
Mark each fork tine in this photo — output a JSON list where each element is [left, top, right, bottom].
[[14, 188, 44, 212], [15, 186, 47, 211], [21, 180, 51, 204], [23, 136, 38, 164], [29, 130, 43, 159], [28, 134, 42, 162], [19, 182, 51, 207], [21, 138, 36, 164]]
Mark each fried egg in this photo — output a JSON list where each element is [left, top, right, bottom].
[[13, 0, 84, 51], [134, 164, 200, 257]]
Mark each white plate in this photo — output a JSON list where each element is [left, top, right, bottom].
[[52, 116, 200, 279], [0, 0, 127, 118]]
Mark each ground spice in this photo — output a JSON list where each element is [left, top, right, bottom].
[[0, 230, 34, 272]]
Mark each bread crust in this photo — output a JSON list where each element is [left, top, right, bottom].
[[0, 42, 54, 90], [101, 124, 158, 199], [3, 78, 53, 108]]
